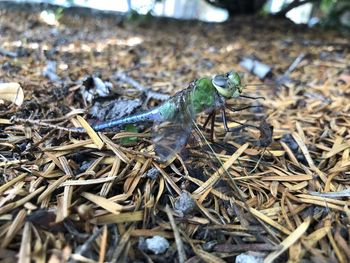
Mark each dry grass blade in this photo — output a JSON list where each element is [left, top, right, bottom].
[[0, 186, 45, 215], [196, 200, 223, 225], [81, 192, 123, 214], [291, 133, 315, 168], [100, 158, 121, 197], [60, 176, 118, 186], [0, 159, 28, 167], [94, 211, 144, 224], [298, 198, 345, 211], [77, 115, 104, 149], [303, 224, 330, 252], [196, 249, 227, 263], [192, 143, 249, 199], [298, 194, 350, 206], [99, 133, 130, 163], [1, 209, 26, 248], [131, 229, 174, 238], [165, 205, 186, 263], [154, 162, 182, 195], [261, 175, 313, 181], [51, 139, 97, 150], [0, 173, 27, 194], [326, 145, 350, 159], [98, 225, 108, 263], [18, 222, 31, 263], [264, 217, 311, 263], [249, 207, 291, 235], [327, 225, 347, 263], [0, 118, 12, 124], [309, 189, 350, 198], [37, 175, 70, 203]]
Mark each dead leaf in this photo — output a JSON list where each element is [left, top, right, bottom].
[[0, 82, 24, 106]]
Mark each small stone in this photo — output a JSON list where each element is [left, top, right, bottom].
[[174, 191, 196, 215], [144, 167, 159, 180], [202, 240, 217, 251], [235, 252, 264, 263], [141, 236, 169, 255]]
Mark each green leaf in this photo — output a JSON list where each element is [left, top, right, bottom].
[[121, 124, 138, 144]]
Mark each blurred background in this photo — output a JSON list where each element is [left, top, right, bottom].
[[3, 0, 350, 28]]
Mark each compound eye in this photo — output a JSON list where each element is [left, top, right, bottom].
[[212, 74, 228, 89]]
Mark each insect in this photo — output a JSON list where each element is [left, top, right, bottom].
[[75, 71, 253, 161]]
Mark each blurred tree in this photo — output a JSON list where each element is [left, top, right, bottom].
[[320, 0, 350, 28]]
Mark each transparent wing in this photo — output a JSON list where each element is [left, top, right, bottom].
[[152, 94, 194, 162]]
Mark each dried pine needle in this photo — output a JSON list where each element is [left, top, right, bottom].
[[1, 9, 350, 263]]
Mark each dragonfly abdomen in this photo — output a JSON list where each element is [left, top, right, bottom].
[[92, 107, 162, 131]]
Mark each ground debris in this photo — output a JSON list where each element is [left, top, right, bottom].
[[0, 4, 349, 263], [139, 236, 170, 255]]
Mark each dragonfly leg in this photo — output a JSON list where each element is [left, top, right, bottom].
[[202, 110, 215, 130], [209, 110, 216, 141], [226, 105, 264, 112], [239, 95, 265, 100], [221, 109, 258, 133], [222, 110, 273, 147]]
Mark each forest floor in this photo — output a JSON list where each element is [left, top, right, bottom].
[[0, 3, 350, 263]]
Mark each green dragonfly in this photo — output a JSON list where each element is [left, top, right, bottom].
[[74, 71, 254, 161]]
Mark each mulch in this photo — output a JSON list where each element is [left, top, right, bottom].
[[0, 5, 350, 263]]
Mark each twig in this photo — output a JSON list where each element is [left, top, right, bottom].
[[165, 204, 186, 263], [10, 117, 86, 133], [276, 53, 306, 84], [309, 189, 350, 198], [284, 53, 305, 77]]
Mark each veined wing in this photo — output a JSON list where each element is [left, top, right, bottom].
[[152, 90, 194, 162]]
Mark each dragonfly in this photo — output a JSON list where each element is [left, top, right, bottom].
[[74, 71, 259, 161]]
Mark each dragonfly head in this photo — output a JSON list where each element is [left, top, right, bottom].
[[212, 71, 244, 99]]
